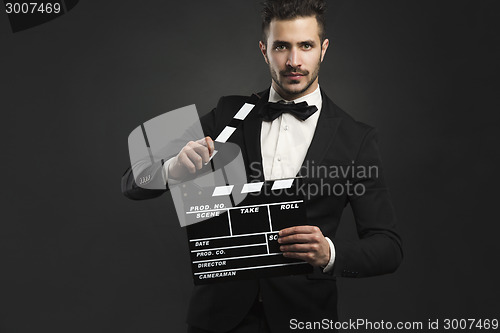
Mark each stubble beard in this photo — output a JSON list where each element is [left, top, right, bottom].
[[270, 57, 321, 99]]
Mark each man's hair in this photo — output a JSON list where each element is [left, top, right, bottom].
[[261, 0, 327, 44]]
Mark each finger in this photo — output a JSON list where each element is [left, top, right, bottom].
[[279, 226, 320, 237], [282, 251, 314, 263], [178, 152, 197, 174], [205, 136, 214, 155], [278, 233, 319, 244], [190, 141, 211, 164], [280, 243, 319, 253], [185, 148, 204, 170], [195, 137, 207, 148]]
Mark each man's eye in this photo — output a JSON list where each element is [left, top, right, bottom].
[[303, 44, 312, 49], [275, 45, 286, 51]]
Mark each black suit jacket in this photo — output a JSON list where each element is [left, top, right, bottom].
[[122, 88, 403, 332]]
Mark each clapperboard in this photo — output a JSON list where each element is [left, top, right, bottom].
[[183, 178, 313, 284], [169, 100, 312, 284]]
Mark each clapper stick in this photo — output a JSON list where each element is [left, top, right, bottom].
[[206, 103, 256, 208]]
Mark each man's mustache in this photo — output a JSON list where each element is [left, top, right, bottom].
[[281, 69, 309, 76]]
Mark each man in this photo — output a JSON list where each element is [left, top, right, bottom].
[[122, 0, 402, 332]]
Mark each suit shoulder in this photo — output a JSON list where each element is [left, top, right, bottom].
[[216, 94, 258, 110], [323, 97, 379, 162], [209, 93, 262, 120], [218, 94, 253, 104], [328, 99, 375, 137]]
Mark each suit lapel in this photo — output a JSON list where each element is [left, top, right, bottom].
[[242, 89, 269, 182], [299, 89, 342, 176]]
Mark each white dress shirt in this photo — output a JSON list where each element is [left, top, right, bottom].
[[262, 85, 335, 273]]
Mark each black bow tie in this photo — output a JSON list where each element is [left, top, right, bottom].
[[261, 101, 318, 122]]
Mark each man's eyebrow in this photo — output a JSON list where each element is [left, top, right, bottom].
[[299, 40, 317, 46], [272, 40, 292, 47]]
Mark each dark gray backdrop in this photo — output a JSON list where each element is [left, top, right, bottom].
[[1, 1, 499, 332]]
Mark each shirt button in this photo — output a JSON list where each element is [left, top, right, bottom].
[[277, 157, 281, 162], [284, 125, 289, 131]]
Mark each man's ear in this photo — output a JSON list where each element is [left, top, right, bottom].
[[259, 41, 269, 64], [320, 38, 330, 62]]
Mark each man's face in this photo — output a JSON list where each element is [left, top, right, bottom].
[[260, 16, 329, 100]]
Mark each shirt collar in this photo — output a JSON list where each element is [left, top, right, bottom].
[[268, 85, 322, 112]]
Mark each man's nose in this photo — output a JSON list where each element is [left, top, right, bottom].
[[286, 48, 301, 68]]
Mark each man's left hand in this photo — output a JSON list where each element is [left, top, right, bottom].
[[278, 226, 330, 267]]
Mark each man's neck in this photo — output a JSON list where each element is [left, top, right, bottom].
[[271, 80, 319, 101], [270, 84, 320, 104]]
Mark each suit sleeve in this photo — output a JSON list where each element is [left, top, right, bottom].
[[121, 104, 219, 200], [332, 128, 403, 277]]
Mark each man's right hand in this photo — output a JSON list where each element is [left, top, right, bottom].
[[167, 137, 214, 181]]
